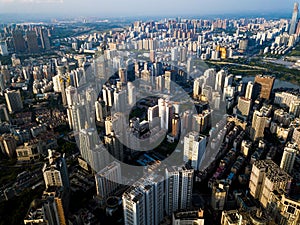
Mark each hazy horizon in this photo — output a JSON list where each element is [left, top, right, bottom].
[[0, 0, 297, 18]]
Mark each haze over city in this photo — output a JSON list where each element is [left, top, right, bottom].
[[0, 0, 297, 17]]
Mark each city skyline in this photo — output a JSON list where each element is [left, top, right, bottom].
[[0, 0, 297, 18]]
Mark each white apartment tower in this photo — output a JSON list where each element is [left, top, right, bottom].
[[123, 173, 164, 225], [280, 143, 298, 174], [165, 166, 194, 216], [95, 161, 122, 203], [183, 131, 207, 171], [42, 150, 69, 189]]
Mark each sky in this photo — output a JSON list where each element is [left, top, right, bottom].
[[0, 0, 297, 18]]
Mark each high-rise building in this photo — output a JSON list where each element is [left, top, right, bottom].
[[102, 85, 115, 107], [114, 89, 127, 112], [238, 39, 248, 52], [95, 99, 106, 122], [211, 180, 230, 211], [245, 81, 254, 99], [127, 82, 136, 106], [0, 104, 9, 122], [224, 74, 233, 87], [65, 85, 78, 108], [79, 127, 110, 172], [193, 77, 204, 99], [249, 160, 292, 208], [78, 127, 98, 163], [24, 195, 67, 225], [12, 29, 26, 53], [67, 103, 88, 131], [222, 85, 235, 102], [42, 187, 68, 225], [267, 189, 300, 225], [289, 100, 300, 117], [95, 161, 122, 204], [215, 70, 226, 92], [0, 41, 9, 56], [40, 28, 51, 51], [292, 127, 300, 146], [0, 134, 17, 158], [254, 75, 275, 100], [119, 68, 127, 83], [158, 98, 167, 129], [150, 50, 156, 62], [164, 71, 174, 93], [52, 74, 62, 92], [237, 97, 251, 120], [289, 2, 299, 35], [156, 75, 165, 92], [280, 143, 298, 174], [192, 110, 212, 133], [171, 114, 181, 139], [250, 107, 271, 141], [26, 30, 39, 53], [123, 173, 164, 225], [274, 92, 299, 108], [148, 105, 159, 122], [42, 150, 69, 189], [104, 131, 124, 161], [183, 131, 207, 171], [5, 90, 23, 113], [165, 166, 194, 216]]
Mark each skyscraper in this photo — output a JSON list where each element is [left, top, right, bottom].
[[0, 41, 9, 56], [118, 68, 127, 83], [95, 161, 122, 204], [114, 89, 127, 112], [150, 50, 156, 62], [250, 107, 271, 141], [171, 114, 181, 139], [280, 143, 298, 174], [12, 29, 26, 53], [95, 99, 106, 122], [104, 131, 124, 161], [65, 85, 78, 108], [42, 150, 70, 189], [290, 2, 299, 35], [5, 90, 23, 113], [165, 166, 194, 215], [245, 81, 254, 99], [40, 28, 51, 51], [78, 128, 98, 164], [237, 96, 251, 120], [193, 77, 204, 99], [254, 75, 275, 100], [123, 173, 164, 225], [183, 132, 207, 171], [127, 82, 136, 106], [211, 179, 230, 211], [249, 160, 292, 208], [26, 30, 39, 53], [215, 69, 226, 92], [192, 110, 212, 133], [42, 187, 69, 225]]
